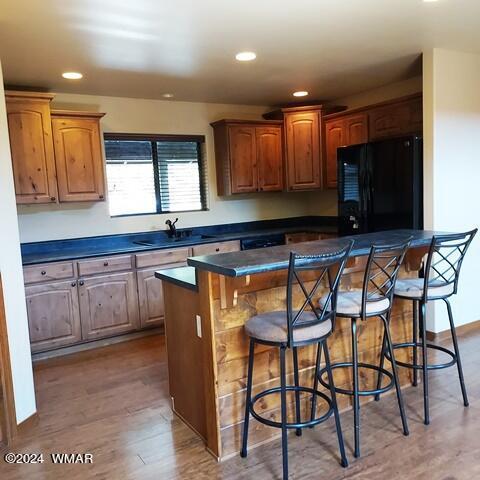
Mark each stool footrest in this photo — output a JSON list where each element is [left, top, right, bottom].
[[318, 362, 394, 396], [249, 385, 333, 430], [386, 342, 457, 370]]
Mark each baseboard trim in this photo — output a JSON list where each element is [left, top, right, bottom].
[[427, 318, 480, 341], [32, 327, 163, 362]]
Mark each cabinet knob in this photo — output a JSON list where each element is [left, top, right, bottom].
[[103, 261, 109, 266], [41, 270, 46, 276], [71, 282, 76, 287], [50, 196, 56, 202], [99, 194, 104, 199], [79, 280, 85, 286]]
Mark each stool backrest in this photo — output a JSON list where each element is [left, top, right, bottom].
[[286, 240, 354, 347], [361, 238, 412, 319], [423, 229, 477, 300]]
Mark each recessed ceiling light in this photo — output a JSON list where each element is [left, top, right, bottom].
[[293, 91, 309, 97], [235, 51, 256, 62], [62, 72, 83, 80], [162, 93, 174, 98]]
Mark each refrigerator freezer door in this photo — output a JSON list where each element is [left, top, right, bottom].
[[367, 137, 420, 232]]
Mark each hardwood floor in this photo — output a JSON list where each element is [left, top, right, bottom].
[[1, 328, 480, 480]]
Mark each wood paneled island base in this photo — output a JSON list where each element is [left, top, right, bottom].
[[160, 246, 425, 461]]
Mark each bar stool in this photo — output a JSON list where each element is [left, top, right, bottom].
[[376, 230, 477, 425], [318, 239, 411, 458], [240, 240, 353, 480]]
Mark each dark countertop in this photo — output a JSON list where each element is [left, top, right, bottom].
[[155, 267, 198, 292], [187, 230, 443, 277], [20, 216, 336, 265]]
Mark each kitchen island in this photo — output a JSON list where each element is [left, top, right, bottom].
[[155, 230, 437, 461]]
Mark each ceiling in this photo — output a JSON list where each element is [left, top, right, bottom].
[[1, 0, 479, 106]]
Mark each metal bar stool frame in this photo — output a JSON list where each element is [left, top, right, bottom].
[[376, 229, 478, 425], [240, 240, 354, 480], [318, 239, 412, 458]]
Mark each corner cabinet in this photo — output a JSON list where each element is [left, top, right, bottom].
[[25, 280, 82, 352], [5, 91, 106, 205], [211, 120, 284, 195], [323, 93, 422, 189], [284, 108, 322, 190], [51, 111, 106, 202], [5, 91, 58, 204]]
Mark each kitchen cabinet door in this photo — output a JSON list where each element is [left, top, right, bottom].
[[79, 272, 139, 341], [137, 262, 186, 329], [256, 126, 283, 191], [285, 111, 322, 190], [345, 113, 368, 145], [369, 104, 408, 140], [228, 126, 258, 193], [25, 280, 81, 352], [52, 112, 106, 202], [325, 120, 346, 189], [6, 92, 58, 204]]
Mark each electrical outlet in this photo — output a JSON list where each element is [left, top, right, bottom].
[[196, 315, 202, 338]]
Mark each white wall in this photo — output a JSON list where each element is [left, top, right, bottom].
[[0, 61, 36, 423], [333, 75, 422, 110], [17, 93, 319, 243], [423, 49, 480, 332]]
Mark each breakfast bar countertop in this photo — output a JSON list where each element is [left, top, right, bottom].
[[186, 229, 442, 277]]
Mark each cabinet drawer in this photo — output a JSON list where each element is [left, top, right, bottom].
[[191, 241, 240, 256], [135, 248, 190, 269], [77, 255, 132, 276], [24, 262, 74, 284]]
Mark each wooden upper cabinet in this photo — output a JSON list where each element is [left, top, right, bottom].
[[51, 111, 106, 202], [5, 91, 58, 204], [256, 126, 283, 191], [228, 125, 257, 193], [325, 120, 346, 189], [345, 113, 368, 145], [369, 95, 422, 141], [211, 120, 284, 195], [284, 110, 322, 190]]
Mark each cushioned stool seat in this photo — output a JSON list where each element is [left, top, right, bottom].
[[394, 278, 454, 299], [245, 311, 332, 343], [319, 290, 390, 317]]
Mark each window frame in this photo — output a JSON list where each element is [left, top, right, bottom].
[[104, 132, 208, 218]]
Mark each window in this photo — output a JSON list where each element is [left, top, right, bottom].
[[104, 134, 207, 217]]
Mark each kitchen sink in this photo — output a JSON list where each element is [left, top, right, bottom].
[[132, 234, 216, 247]]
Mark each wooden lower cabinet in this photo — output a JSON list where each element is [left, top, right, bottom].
[[78, 272, 140, 341], [137, 262, 186, 329], [25, 280, 82, 352]]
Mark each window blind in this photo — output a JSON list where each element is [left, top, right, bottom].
[[156, 141, 204, 212]]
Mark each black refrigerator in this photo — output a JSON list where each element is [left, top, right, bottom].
[[337, 135, 423, 236]]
